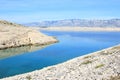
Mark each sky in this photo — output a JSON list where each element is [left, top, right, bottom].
[[0, 0, 120, 23]]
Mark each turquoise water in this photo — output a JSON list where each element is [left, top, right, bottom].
[[0, 31, 120, 78]]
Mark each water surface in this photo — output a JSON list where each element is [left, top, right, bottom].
[[0, 31, 120, 78]]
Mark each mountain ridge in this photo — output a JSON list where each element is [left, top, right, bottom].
[[23, 19, 120, 27]]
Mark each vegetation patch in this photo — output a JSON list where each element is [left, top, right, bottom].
[[26, 75, 32, 80], [84, 56, 91, 59], [112, 46, 120, 49], [81, 60, 92, 65], [95, 64, 104, 69], [100, 51, 113, 55]]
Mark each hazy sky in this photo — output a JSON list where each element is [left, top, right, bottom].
[[0, 0, 120, 23]]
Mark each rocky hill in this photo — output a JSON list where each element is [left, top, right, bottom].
[[0, 20, 57, 49], [24, 19, 120, 27]]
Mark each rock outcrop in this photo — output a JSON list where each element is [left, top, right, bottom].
[[0, 20, 57, 49]]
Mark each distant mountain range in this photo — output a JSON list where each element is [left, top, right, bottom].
[[23, 19, 120, 27]]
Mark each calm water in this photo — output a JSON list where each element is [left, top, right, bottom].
[[0, 31, 120, 78]]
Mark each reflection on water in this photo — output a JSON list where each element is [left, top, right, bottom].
[[0, 45, 48, 59], [0, 31, 120, 79]]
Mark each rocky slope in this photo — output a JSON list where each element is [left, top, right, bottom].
[[2, 45, 120, 80], [24, 19, 120, 27], [0, 20, 57, 49]]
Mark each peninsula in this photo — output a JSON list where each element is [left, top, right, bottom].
[[0, 20, 57, 50]]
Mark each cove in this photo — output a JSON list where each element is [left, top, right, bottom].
[[0, 31, 120, 79]]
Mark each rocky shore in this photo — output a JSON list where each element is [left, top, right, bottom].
[[0, 20, 57, 50], [2, 45, 120, 80]]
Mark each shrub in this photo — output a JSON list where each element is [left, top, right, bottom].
[[81, 60, 92, 65], [26, 75, 32, 80], [95, 64, 104, 69]]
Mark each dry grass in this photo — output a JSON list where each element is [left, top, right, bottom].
[[81, 60, 92, 65], [95, 64, 104, 69], [26, 75, 32, 80], [84, 56, 91, 59], [100, 51, 113, 55], [113, 46, 120, 49]]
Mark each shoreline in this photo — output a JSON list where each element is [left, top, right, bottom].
[[30, 27, 120, 32], [2, 44, 120, 80], [0, 40, 58, 50]]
